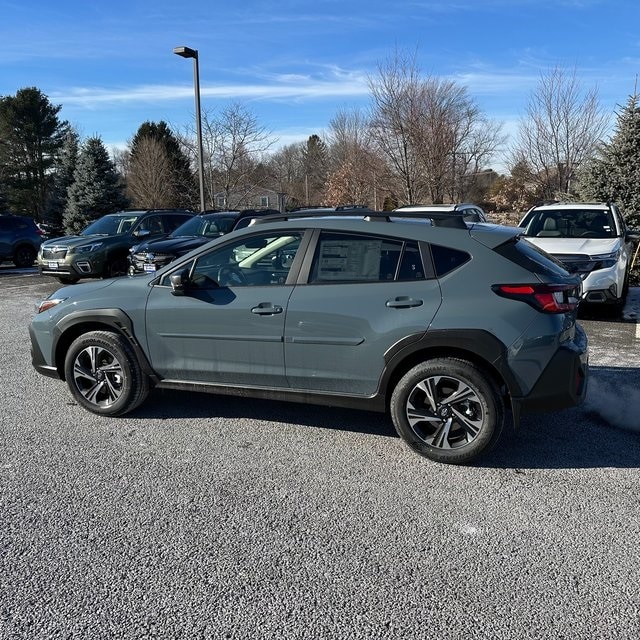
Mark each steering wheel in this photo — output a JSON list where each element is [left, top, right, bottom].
[[217, 266, 248, 286], [580, 231, 600, 238]]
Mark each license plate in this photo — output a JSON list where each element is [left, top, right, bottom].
[[47, 261, 59, 270], [143, 263, 156, 272]]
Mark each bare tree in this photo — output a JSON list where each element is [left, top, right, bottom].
[[197, 102, 275, 209], [369, 50, 504, 205], [125, 136, 174, 208], [268, 142, 306, 209], [326, 108, 388, 207], [329, 108, 372, 165], [368, 50, 425, 204], [513, 66, 609, 199]]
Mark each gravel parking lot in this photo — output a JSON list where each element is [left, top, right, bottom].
[[1, 271, 639, 639]]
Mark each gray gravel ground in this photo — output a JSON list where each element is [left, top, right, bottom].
[[1, 271, 639, 639]]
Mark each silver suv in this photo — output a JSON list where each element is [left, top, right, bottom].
[[30, 210, 588, 464]]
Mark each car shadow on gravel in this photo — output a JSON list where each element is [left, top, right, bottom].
[[477, 410, 639, 470], [478, 365, 640, 470], [131, 365, 639, 470], [138, 387, 398, 440]]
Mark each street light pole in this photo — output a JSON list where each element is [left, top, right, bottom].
[[173, 46, 206, 212]]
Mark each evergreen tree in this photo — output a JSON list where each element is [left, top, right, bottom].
[[579, 92, 640, 228], [0, 87, 68, 219], [64, 137, 129, 234], [301, 134, 329, 205], [46, 129, 80, 228], [128, 121, 195, 208]]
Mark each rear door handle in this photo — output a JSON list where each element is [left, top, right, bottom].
[[386, 296, 423, 309], [251, 302, 283, 315]]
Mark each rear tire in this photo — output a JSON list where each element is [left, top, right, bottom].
[[390, 358, 504, 464], [64, 330, 150, 416]]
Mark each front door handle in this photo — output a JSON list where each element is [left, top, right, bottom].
[[251, 302, 283, 315], [386, 296, 423, 309]]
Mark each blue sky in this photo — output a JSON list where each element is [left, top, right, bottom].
[[2, 0, 639, 167]]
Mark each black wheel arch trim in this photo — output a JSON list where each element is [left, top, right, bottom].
[[380, 328, 523, 417], [50, 309, 159, 383]]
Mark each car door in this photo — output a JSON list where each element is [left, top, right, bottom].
[[284, 231, 442, 395], [144, 230, 304, 387]]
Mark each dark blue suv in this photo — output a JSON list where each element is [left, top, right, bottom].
[[0, 214, 44, 267]]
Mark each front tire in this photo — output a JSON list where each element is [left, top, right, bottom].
[[104, 256, 129, 278], [390, 358, 504, 464], [64, 330, 150, 416]]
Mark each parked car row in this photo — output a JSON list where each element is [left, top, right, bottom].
[[36, 209, 195, 283], [29, 201, 640, 313], [31, 206, 590, 465], [128, 209, 280, 275]]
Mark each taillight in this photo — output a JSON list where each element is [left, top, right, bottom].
[[492, 283, 580, 314]]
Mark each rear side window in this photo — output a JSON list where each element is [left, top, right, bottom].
[[430, 244, 471, 276], [309, 233, 425, 283]]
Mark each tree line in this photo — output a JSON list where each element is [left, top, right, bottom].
[[2, 52, 640, 234]]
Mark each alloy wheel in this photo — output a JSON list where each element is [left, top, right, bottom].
[[405, 375, 485, 451], [72, 345, 124, 408]]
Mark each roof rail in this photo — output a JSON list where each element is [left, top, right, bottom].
[[241, 209, 469, 229]]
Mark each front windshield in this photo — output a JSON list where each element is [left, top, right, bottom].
[[521, 209, 615, 239], [81, 214, 141, 236]]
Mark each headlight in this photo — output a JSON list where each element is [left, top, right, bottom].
[[591, 250, 620, 269], [73, 242, 103, 254], [36, 298, 67, 313]]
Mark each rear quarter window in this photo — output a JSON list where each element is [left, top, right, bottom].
[[494, 236, 570, 277], [430, 244, 471, 276]]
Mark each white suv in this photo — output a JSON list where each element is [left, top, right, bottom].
[[519, 202, 640, 308]]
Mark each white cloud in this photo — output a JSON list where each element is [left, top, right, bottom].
[[52, 76, 370, 109]]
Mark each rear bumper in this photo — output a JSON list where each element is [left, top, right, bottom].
[[512, 323, 589, 419]]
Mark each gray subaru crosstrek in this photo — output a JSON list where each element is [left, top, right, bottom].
[[30, 210, 588, 464]]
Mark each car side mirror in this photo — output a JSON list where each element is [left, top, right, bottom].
[[626, 230, 640, 242], [169, 269, 190, 296], [133, 229, 151, 238]]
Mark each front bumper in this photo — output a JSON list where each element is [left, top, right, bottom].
[[38, 258, 102, 278], [29, 324, 61, 379], [128, 253, 174, 275], [581, 266, 622, 304]]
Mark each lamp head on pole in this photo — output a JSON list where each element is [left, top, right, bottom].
[[173, 46, 198, 59]]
